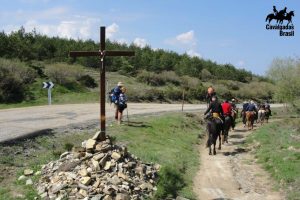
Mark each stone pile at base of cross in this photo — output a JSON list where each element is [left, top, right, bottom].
[[37, 131, 159, 200]]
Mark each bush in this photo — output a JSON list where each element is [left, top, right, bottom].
[[45, 63, 84, 85], [0, 58, 36, 103], [78, 74, 97, 88], [137, 70, 181, 86], [155, 165, 185, 199]]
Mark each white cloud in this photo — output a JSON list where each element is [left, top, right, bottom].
[[116, 38, 128, 44], [106, 23, 119, 39], [187, 50, 202, 58], [133, 37, 147, 48], [176, 30, 195, 44], [165, 30, 197, 46]]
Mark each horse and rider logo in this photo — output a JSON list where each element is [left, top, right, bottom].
[[265, 6, 295, 36]]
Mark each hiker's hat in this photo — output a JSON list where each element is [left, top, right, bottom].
[[117, 82, 124, 86]]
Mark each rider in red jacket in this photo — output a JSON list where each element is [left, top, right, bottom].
[[222, 100, 232, 116], [222, 100, 234, 129]]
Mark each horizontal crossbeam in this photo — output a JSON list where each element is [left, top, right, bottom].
[[69, 50, 135, 57]]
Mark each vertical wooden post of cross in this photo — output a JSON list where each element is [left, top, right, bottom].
[[70, 26, 135, 139]]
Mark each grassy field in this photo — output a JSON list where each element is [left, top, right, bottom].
[[246, 112, 300, 200], [0, 112, 204, 200]]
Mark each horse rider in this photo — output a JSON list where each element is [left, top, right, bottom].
[[265, 101, 272, 116], [273, 6, 278, 16], [278, 7, 287, 17], [204, 96, 224, 124], [206, 86, 216, 106], [241, 101, 249, 127], [246, 100, 257, 117], [222, 99, 234, 129], [204, 96, 223, 146], [231, 99, 238, 130]]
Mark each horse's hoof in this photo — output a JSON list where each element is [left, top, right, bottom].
[[213, 151, 216, 155], [218, 147, 221, 150], [209, 152, 212, 155]]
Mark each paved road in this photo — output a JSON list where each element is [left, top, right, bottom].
[[0, 103, 207, 142], [0, 103, 284, 143]]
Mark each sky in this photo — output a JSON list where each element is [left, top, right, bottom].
[[0, 0, 299, 75]]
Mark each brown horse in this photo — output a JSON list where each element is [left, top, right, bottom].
[[246, 111, 255, 130]]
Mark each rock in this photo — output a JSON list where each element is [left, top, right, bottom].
[[92, 131, 101, 140], [111, 152, 121, 161], [110, 175, 121, 185], [103, 195, 113, 200], [117, 171, 128, 181], [80, 177, 91, 186], [37, 185, 46, 195], [36, 135, 158, 199], [116, 193, 130, 200], [104, 161, 111, 170], [103, 186, 114, 195], [34, 171, 42, 176], [86, 139, 97, 150], [18, 175, 26, 181], [60, 152, 70, 159], [40, 192, 48, 199], [92, 159, 100, 171], [51, 183, 67, 194], [26, 179, 33, 185], [79, 189, 88, 197], [79, 168, 89, 177], [99, 154, 109, 167], [91, 194, 104, 200], [57, 161, 80, 172], [24, 169, 34, 176], [93, 153, 105, 161]]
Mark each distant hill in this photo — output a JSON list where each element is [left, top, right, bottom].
[[0, 27, 275, 106]]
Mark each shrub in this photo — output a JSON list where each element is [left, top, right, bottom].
[[155, 165, 185, 199], [137, 70, 181, 86], [0, 58, 36, 103], [78, 74, 97, 88], [45, 63, 84, 85]]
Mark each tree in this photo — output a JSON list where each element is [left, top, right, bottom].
[[267, 58, 300, 104]]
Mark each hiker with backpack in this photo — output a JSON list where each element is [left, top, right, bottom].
[[109, 82, 128, 125]]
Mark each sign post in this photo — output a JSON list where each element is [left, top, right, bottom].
[[43, 81, 54, 105]]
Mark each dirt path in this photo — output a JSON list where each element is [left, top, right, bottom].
[[193, 123, 283, 200]]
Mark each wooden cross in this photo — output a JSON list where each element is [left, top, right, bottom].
[[69, 26, 135, 139]]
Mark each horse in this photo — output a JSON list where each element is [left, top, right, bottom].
[[278, 11, 294, 25], [246, 111, 255, 130], [257, 109, 266, 125], [231, 107, 238, 130], [205, 116, 222, 155], [265, 108, 271, 123], [222, 115, 232, 144], [266, 13, 279, 24]]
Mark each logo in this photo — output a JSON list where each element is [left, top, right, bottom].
[[265, 6, 295, 36]]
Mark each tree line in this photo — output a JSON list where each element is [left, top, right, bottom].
[[0, 27, 256, 83]]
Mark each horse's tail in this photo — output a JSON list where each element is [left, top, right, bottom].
[[266, 15, 269, 22]]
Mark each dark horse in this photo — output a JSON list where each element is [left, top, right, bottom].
[[265, 108, 271, 123], [222, 115, 232, 144], [278, 11, 294, 25], [206, 116, 222, 155]]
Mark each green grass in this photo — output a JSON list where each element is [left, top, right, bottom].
[[246, 118, 300, 200], [0, 112, 204, 199]]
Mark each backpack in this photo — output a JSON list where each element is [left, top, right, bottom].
[[118, 93, 127, 107], [108, 87, 121, 104]]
